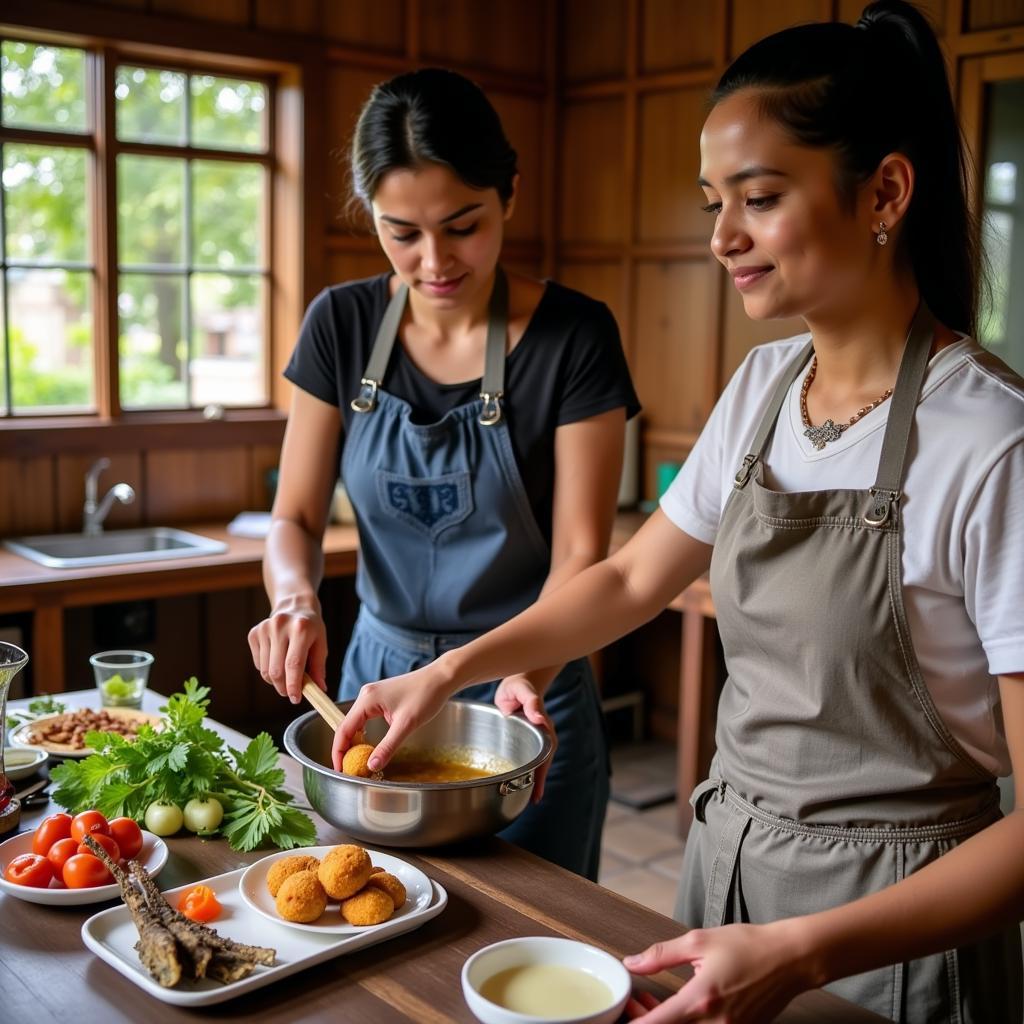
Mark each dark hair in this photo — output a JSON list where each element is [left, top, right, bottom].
[[350, 68, 518, 212], [712, 1, 980, 336]]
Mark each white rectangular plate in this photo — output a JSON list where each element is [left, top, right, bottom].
[[81, 866, 448, 1007]]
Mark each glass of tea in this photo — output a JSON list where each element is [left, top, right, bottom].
[[0, 642, 29, 834]]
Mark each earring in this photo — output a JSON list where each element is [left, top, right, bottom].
[[876, 221, 888, 246]]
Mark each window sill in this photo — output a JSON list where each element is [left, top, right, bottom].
[[1, 408, 288, 457]]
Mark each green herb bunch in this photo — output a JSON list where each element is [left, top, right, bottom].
[[50, 679, 317, 852]]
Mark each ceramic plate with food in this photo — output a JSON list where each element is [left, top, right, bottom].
[[10, 707, 163, 758], [0, 828, 168, 906], [238, 845, 433, 934]]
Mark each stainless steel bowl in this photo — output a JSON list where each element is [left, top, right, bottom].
[[283, 699, 554, 847]]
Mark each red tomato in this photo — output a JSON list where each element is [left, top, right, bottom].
[[78, 833, 120, 862], [31, 812, 73, 856], [108, 817, 144, 860], [4, 853, 54, 888], [62, 853, 112, 889], [46, 837, 79, 876], [177, 884, 222, 923], [70, 810, 111, 844]]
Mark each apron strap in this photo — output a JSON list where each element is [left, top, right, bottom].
[[480, 267, 509, 425], [351, 268, 510, 425], [865, 303, 935, 526], [733, 340, 814, 489]]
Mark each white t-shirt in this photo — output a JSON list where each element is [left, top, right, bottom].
[[660, 334, 1024, 776]]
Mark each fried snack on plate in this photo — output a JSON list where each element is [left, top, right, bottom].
[[341, 886, 394, 926], [266, 854, 320, 897], [275, 870, 327, 923], [365, 870, 406, 909], [341, 743, 376, 778], [318, 844, 372, 900]]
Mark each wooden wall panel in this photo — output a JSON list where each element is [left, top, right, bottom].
[[633, 261, 716, 434], [420, 0, 545, 77], [966, 0, 1024, 30], [637, 88, 709, 242], [324, 67, 391, 232], [145, 448, 250, 522], [150, 0, 250, 24], [323, 0, 406, 51], [0, 457, 56, 537], [490, 93, 544, 243], [559, 99, 627, 244], [729, 0, 831, 58], [721, 275, 807, 383], [557, 262, 628, 350], [562, 0, 629, 82], [249, 443, 281, 510], [641, 0, 718, 72], [54, 453, 143, 533], [254, 0, 320, 35], [325, 251, 394, 287]]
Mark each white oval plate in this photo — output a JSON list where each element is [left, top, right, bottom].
[[0, 828, 168, 906], [10, 708, 163, 759], [238, 845, 433, 933], [3, 745, 49, 781]]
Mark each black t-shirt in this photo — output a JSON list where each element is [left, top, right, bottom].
[[284, 273, 640, 543]]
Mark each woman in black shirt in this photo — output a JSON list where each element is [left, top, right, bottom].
[[249, 68, 639, 878]]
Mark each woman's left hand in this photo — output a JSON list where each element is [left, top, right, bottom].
[[494, 674, 557, 801], [623, 921, 815, 1023]]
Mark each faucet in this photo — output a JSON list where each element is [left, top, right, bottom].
[[83, 457, 135, 536]]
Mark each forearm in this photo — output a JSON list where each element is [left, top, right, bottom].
[[442, 556, 659, 693], [263, 517, 325, 613], [792, 808, 1024, 989]]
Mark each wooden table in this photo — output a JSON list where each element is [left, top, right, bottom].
[[0, 691, 884, 1023]]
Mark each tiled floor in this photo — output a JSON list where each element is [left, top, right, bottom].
[[598, 742, 683, 916]]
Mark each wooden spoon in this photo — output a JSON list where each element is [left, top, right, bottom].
[[301, 674, 345, 730], [300, 674, 379, 777]]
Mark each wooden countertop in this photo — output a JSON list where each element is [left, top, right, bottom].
[[0, 690, 885, 1023], [0, 523, 360, 614]]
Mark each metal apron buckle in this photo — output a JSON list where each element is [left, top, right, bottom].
[[733, 454, 757, 489], [479, 391, 503, 426], [864, 488, 899, 527], [350, 378, 379, 413]]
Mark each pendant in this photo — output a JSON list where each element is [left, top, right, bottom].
[[803, 418, 844, 450]]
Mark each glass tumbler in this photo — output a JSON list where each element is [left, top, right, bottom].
[[90, 650, 153, 709], [0, 642, 29, 835]]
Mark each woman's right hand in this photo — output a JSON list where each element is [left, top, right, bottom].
[[331, 659, 455, 772], [247, 597, 329, 703]]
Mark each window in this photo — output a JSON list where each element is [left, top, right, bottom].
[[0, 39, 272, 417]]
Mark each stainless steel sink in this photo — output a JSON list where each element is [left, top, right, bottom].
[[4, 527, 228, 569]]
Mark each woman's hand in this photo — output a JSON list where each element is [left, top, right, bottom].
[[494, 673, 557, 801], [623, 920, 816, 1023], [331, 659, 455, 772], [247, 597, 328, 703]]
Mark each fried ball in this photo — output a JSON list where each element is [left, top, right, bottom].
[[365, 870, 406, 909], [275, 870, 327, 923], [342, 743, 376, 778], [369, 865, 385, 875], [266, 854, 321, 897], [341, 886, 394, 926], [318, 844, 373, 900]]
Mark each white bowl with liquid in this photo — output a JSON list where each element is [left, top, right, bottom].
[[462, 936, 631, 1024]]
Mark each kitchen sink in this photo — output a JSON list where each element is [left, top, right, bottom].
[[4, 526, 228, 569]]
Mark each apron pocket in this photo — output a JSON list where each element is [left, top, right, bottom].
[[376, 469, 474, 540]]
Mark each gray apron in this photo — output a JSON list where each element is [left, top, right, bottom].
[[339, 269, 609, 879], [678, 306, 1022, 1022]]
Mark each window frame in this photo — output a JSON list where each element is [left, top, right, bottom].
[[0, 38, 276, 421]]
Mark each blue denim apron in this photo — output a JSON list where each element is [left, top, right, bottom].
[[338, 269, 609, 879]]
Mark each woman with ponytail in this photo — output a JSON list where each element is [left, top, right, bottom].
[[335, 6, 1023, 1019]]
